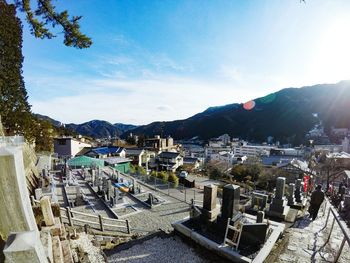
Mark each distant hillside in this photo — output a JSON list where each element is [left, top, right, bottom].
[[34, 113, 63, 127], [66, 120, 138, 138], [125, 81, 350, 145], [34, 115, 138, 138]]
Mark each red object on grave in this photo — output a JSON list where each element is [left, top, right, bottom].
[[303, 175, 309, 192]]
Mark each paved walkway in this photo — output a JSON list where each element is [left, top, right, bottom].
[[266, 202, 350, 262]]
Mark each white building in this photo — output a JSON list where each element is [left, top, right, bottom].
[[54, 137, 91, 157], [233, 145, 274, 157], [342, 137, 350, 153]]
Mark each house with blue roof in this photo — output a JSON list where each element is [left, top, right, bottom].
[[84, 146, 126, 159]]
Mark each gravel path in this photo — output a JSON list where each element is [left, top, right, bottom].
[[108, 236, 209, 263]]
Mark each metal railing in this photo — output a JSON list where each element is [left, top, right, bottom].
[[320, 202, 350, 262], [126, 172, 204, 206]]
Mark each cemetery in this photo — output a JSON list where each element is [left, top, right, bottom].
[[1, 135, 350, 262]]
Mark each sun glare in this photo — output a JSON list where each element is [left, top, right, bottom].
[[310, 17, 350, 83]]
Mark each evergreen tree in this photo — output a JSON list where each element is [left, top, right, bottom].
[[0, 1, 33, 139], [0, 0, 91, 150]]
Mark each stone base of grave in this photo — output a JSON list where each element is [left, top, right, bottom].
[[3, 231, 49, 263], [40, 231, 53, 263], [61, 240, 74, 263], [267, 199, 290, 220], [52, 236, 64, 263], [290, 198, 307, 210], [201, 207, 220, 222], [41, 217, 63, 237], [287, 196, 296, 206]]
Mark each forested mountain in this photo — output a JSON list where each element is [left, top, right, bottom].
[[65, 120, 137, 138], [126, 81, 350, 145]]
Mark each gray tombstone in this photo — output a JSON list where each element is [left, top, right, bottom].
[[287, 183, 296, 206], [147, 193, 154, 207], [203, 184, 217, 211], [102, 177, 108, 193], [107, 180, 112, 200], [34, 188, 43, 201], [268, 177, 290, 219], [275, 177, 286, 199], [221, 184, 240, 221]]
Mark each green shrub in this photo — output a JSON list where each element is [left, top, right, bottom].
[[157, 171, 168, 182], [168, 172, 179, 187]]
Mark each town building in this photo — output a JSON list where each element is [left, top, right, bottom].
[[54, 137, 92, 158], [103, 157, 132, 173], [144, 135, 177, 153], [157, 151, 183, 172], [83, 146, 126, 159], [233, 144, 274, 157]]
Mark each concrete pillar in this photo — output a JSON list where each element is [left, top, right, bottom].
[[221, 184, 240, 221], [0, 145, 38, 240], [40, 196, 55, 227], [203, 184, 217, 211], [3, 231, 48, 263]]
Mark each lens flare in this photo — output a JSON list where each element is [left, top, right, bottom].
[[243, 100, 255, 110]]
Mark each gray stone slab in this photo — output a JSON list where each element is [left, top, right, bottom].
[[4, 231, 48, 263], [203, 184, 217, 211], [275, 177, 286, 199]]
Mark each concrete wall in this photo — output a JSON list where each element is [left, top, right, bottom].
[[0, 146, 38, 240]]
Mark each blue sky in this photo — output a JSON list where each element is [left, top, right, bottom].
[[22, 0, 350, 125]]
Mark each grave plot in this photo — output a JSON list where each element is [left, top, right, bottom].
[[173, 183, 285, 263]]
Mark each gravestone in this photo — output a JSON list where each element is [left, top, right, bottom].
[[110, 197, 116, 207], [75, 186, 84, 206], [4, 231, 48, 263], [102, 178, 108, 194], [239, 223, 268, 249], [294, 179, 304, 203], [147, 193, 154, 207], [202, 184, 219, 222], [221, 184, 240, 222], [107, 180, 112, 200], [344, 195, 350, 208], [251, 192, 268, 210], [40, 196, 55, 227], [267, 177, 290, 219], [287, 183, 296, 206], [34, 188, 43, 201], [203, 184, 217, 211], [91, 169, 96, 187], [131, 178, 136, 194], [256, 211, 265, 223]]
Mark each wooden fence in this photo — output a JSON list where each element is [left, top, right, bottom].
[[32, 197, 130, 234]]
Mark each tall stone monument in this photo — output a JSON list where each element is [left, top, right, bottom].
[[294, 179, 304, 203], [287, 183, 296, 206], [221, 184, 240, 223], [267, 177, 290, 219]]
